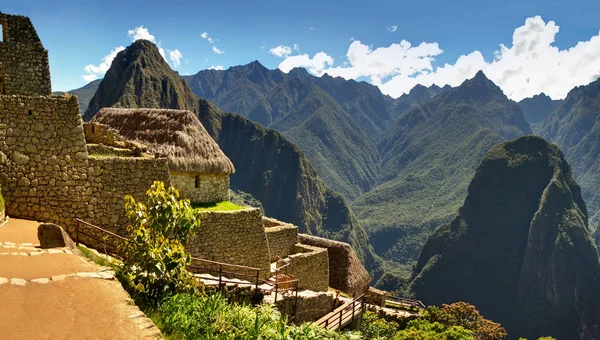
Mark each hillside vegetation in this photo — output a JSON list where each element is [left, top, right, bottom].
[[537, 78, 600, 234], [411, 136, 600, 340]]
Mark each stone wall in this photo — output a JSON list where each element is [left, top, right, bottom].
[[87, 157, 170, 236], [264, 217, 298, 262], [273, 290, 336, 324], [0, 95, 89, 229], [0, 14, 51, 95], [299, 234, 371, 297], [187, 208, 271, 279], [170, 172, 229, 204], [83, 122, 122, 146], [286, 244, 329, 292]]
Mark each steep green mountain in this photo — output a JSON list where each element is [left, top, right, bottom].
[[53, 79, 102, 114], [410, 136, 600, 340], [392, 83, 450, 118], [83, 40, 383, 278], [84, 39, 198, 121], [197, 99, 383, 276], [183, 62, 393, 199], [353, 71, 531, 271], [518, 93, 561, 128], [537, 78, 600, 233]]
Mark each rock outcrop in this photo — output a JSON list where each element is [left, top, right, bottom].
[[38, 223, 76, 249], [410, 136, 600, 340]]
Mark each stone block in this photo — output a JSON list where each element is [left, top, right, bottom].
[[37, 223, 75, 249]]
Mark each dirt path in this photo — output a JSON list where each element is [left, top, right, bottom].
[[0, 217, 162, 339]]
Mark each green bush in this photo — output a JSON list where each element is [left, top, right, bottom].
[[118, 181, 201, 305], [155, 293, 349, 340]]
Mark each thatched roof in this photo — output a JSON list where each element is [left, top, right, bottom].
[[91, 108, 235, 174]]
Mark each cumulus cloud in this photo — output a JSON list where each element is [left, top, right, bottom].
[[82, 46, 125, 81], [169, 49, 183, 67], [280, 16, 600, 101], [387, 25, 398, 33], [269, 45, 293, 58], [278, 52, 334, 74], [82, 25, 184, 81], [208, 65, 225, 70], [202, 32, 224, 54]]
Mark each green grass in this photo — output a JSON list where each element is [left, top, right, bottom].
[[77, 245, 119, 269], [193, 201, 245, 212]]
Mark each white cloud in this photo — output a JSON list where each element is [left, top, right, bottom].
[[269, 45, 293, 58], [293, 44, 299, 51], [128, 26, 156, 43], [278, 52, 334, 75], [82, 46, 125, 81], [212, 45, 224, 54], [387, 25, 398, 33], [169, 49, 183, 68], [284, 15, 600, 101], [82, 25, 183, 81], [202, 31, 224, 55], [208, 65, 224, 70]]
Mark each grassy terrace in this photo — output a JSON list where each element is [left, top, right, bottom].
[[192, 201, 245, 212]]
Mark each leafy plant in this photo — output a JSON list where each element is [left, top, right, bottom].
[[426, 302, 507, 340], [118, 181, 201, 305]]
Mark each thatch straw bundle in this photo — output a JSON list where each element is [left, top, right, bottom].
[[92, 108, 235, 174]]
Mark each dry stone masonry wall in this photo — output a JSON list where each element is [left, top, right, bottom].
[[0, 14, 51, 95], [0, 95, 89, 229], [286, 244, 329, 292], [87, 157, 170, 235], [187, 208, 271, 278], [171, 172, 229, 204], [264, 217, 298, 262]]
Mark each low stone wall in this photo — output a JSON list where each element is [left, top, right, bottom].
[[274, 290, 336, 324], [287, 244, 329, 292], [87, 144, 136, 157], [299, 234, 371, 298], [264, 217, 298, 262], [367, 286, 387, 307], [87, 156, 171, 236], [187, 208, 271, 279], [171, 172, 229, 204], [83, 122, 122, 146]]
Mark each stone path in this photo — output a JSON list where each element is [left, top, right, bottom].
[[0, 217, 162, 339]]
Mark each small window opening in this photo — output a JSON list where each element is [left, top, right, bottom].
[[195, 175, 200, 188], [28, 110, 33, 116]]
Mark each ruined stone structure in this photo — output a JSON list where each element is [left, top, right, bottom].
[[0, 12, 374, 302], [0, 13, 51, 96]]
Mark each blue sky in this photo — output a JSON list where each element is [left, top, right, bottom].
[[4, 0, 600, 100]]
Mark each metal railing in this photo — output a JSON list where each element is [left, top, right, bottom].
[[315, 294, 366, 331]]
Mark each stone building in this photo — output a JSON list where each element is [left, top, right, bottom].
[[90, 108, 235, 204], [0, 13, 51, 96]]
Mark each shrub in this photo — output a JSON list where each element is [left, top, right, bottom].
[[118, 181, 201, 305], [426, 302, 507, 340]]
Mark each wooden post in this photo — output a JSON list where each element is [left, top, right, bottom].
[[338, 309, 343, 330], [218, 264, 223, 290], [255, 269, 260, 292]]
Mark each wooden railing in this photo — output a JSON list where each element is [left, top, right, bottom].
[[315, 294, 366, 331], [385, 294, 426, 311], [74, 219, 299, 303]]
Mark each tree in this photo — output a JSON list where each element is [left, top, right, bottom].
[[427, 302, 507, 340], [118, 181, 201, 304]]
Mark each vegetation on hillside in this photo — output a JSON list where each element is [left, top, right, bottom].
[[536, 77, 600, 234], [517, 93, 561, 127], [411, 136, 600, 340]]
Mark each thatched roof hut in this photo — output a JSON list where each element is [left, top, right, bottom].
[[91, 108, 235, 174]]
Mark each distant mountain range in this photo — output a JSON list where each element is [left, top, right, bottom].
[[53, 79, 101, 114], [67, 45, 600, 280], [537, 78, 600, 234], [77, 40, 384, 278], [517, 93, 562, 128]]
